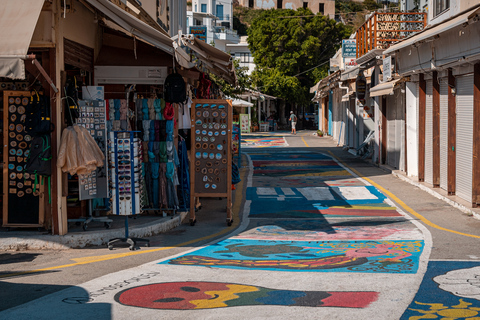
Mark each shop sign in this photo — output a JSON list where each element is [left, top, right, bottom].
[[344, 57, 357, 70], [342, 39, 356, 57], [189, 26, 207, 42], [383, 56, 392, 82], [362, 105, 374, 119], [356, 70, 367, 102]]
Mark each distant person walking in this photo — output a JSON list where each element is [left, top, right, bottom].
[[289, 111, 297, 135]]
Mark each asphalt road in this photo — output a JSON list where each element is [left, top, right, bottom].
[[1, 130, 480, 319]]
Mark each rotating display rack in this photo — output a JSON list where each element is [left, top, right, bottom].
[[107, 131, 149, 250]]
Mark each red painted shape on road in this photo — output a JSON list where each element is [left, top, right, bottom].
[[323, 291, 379, 308]]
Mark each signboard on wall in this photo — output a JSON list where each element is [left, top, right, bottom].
[[190, 26, 207, 42], [383, 56, 392, 82], [356, 70, 367, 101], [342, 39, 356, 57], [240, 114, 250, 133]]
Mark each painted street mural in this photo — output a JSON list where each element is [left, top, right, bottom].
[[241, 135, 287, 148], [401, 261, 480, 319], [161, 239, 423, 273], [114, 281, 379, 309]]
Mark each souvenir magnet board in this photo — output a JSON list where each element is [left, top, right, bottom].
[[3, 91, 44, 227], [190, 99, 233, 226]]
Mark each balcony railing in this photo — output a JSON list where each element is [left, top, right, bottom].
[[356, 12, 427, 58], [212, 26, 238, 36]]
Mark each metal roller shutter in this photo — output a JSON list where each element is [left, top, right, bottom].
[[439, 79, 449, 191], [456, 74, 474, 203], [387, 94, 396, 168], [425, 81, 433, 185], [395, 87, 405, 171]]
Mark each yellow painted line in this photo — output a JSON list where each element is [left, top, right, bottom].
[[301, 135, 310, 147], [328, 151, 480, 239], [0, 163, 247, 279]]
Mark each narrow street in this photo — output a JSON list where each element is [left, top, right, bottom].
[[2, 131, 480, 319]]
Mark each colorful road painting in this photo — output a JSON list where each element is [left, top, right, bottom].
[[232, 219, 424, 241], [401, 261, 480, 319], [242, 136, 287, 148], [246, 186, 398, 219], [114, 281, 379, 310], [160, 239, 424, 273], [250, 177, 365, 188]]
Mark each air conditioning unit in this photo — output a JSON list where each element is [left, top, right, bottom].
[[94, 66, 168, 85]]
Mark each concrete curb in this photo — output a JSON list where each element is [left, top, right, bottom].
[[0, 211, 188, 250], [391, 171, 480, 220]]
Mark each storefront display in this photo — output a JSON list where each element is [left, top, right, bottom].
[[76, 100, 108, 199], [3, 91, 44, 227], [190, 99, 233, 226]]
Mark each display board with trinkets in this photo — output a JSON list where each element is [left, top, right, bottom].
[[76, 100, 108, 200], [3, 91, 44, 227], [190, 99, 233, 226]]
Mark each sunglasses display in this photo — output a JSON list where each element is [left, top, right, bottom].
[[108, 131, 143, 217]]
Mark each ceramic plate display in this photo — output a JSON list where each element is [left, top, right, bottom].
[[203, 111, 209, 117], [217, 144, 223, 151], [216, 153, 222, 160], [195, 152, 201, 159]]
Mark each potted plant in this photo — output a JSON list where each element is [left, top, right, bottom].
[[317, 130, 324, 137]]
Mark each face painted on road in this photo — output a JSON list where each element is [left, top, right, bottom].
[[114, 282, 258, 309]]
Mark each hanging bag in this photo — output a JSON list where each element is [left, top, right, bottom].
[[25, 135, 52, 176], [164, 72, 186, 103]]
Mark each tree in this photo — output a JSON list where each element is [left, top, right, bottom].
[[210, 59, 252, 98], [247, 8, 351, 105]]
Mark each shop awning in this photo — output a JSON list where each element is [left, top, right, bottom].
[[229, 97, 253, 108], [369, 78, 401, 97], [85, 0, 174, 55], [0, 0, 45, 79], [384, 5, 480, 55], [178, 35, 236, 84]]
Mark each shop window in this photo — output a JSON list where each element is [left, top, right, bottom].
[[319, 3, 324, 14], [434, 0, 449, 17], [201, 4, 207, 13], [277, 0, 283, 9], [303, 2, 308, 9]]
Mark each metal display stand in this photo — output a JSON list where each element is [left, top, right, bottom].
[[189, 100, 233, 226], [108, 131, 149, 250]]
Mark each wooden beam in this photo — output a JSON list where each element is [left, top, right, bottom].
[[381, 96, 387, 164], [48, 48, 60, 235], [432, 71, 440, 187], [447, 69, 456, 195], [418, 74, 426, 182], [472, 63, 480, 205]]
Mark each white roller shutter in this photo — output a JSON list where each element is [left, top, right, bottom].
[[395, 87, 405, 172], [387, 94, 397, 168], [456, 74, 474, 203], [425, 81, 433, 185], [439, 79, 449, 191]]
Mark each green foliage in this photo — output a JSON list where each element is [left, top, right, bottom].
[[335, 0, 364, 13], [210, 59, 252, 98], [363, 0, 382, 11], [246, 8, 351, 104], [233, 6, 264, 36]]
